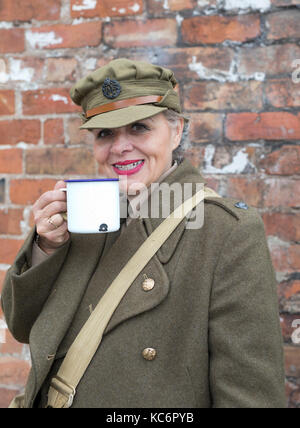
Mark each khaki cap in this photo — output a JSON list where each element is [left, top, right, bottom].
[[70, 58, 181, 129]]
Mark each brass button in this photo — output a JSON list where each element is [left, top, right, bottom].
[[142, 276, 155, 291], [142, 347, 157, 361]]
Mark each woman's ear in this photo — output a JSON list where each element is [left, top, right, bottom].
[[172, 117, 184, 150]]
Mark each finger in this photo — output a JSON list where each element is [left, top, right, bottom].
[[54, 180, 66, 191], [38, 200, 67, 220], [37, 222, 69, 247], [37, 215, 68, 236], [47, 222, 69, 241], [33, 183, 67, 212], [36, 192, 67, 213], [47, 213, 65, 230]]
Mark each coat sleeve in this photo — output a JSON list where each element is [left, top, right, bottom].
[[1, 227, 71, 344], [208, 209, 286, 408]]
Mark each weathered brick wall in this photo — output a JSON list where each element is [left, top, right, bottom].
[[0, 0, 299, 408]]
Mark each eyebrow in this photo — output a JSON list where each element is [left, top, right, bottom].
[[90, 117, 155, 133]]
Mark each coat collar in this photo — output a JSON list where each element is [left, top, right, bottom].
[[142, 158, 207, 263]]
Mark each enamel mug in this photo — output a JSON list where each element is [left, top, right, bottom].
[[62, 178, 120, 234]]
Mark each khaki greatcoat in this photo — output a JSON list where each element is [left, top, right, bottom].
[[1, 159, 286, 408]]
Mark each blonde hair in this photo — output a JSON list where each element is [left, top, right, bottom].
[[162, 109, 190, 163]]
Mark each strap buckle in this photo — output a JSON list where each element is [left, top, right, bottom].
[[48, 376, 76, 409]]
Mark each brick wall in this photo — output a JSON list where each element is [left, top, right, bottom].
[[0, 0, 299, 408]]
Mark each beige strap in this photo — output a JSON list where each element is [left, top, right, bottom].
[[47, 187, 221, 408]]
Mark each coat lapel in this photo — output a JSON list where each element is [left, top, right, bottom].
[[84, 159, 207, 335], [97, 217, 171, 335], [143, 159, 207, 264]]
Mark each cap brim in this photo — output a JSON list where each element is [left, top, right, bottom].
[[79, 105, 167, 129]]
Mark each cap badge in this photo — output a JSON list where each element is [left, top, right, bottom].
[[102, 78, 122, 99]]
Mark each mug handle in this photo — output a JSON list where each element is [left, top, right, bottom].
[[59, 188, 68, 221]]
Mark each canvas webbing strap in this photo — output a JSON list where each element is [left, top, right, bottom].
[[46, 187, 221, 408]]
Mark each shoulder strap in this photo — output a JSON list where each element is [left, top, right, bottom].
[[47, 187, 221, 408]]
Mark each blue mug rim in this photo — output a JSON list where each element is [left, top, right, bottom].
[[64, 178, 119, 183]]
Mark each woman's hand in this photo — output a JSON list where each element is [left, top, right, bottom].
[[32, 181, 69, 255]]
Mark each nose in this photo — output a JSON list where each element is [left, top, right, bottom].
[[110, 133, 134, 155]]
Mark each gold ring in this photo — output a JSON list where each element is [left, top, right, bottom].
[[47, 217, 58, 229]]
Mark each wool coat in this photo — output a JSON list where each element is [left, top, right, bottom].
[[1, 159, 286, 408]]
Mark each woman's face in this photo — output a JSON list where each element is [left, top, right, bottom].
[[92, 112, 184, 195]]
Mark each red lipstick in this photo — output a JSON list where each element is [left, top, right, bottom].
[[112, 160, 145, 176], [113, 159, 143, 165]]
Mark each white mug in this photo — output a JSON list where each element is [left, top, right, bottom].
[[62, 178, 120, 234]]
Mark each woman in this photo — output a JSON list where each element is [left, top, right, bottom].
[[2, 59, 286, 408]]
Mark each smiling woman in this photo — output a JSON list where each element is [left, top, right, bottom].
[[1, 58, 286, 409], [90, 112, 184, 194]]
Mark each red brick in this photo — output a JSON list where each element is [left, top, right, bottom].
[[279, 280, 300, 321], [289, 386, 300, 409], [270, 243, 300, 272], [67, 117, 94, 145], [10, 179, 57, 205], [182, 146, 206, 169], [0, 270, 7, 293], [46, 58, 77, 82], [267, 11, 300, 41], [262, 212, 300, 242], [9, 57, 45, 83], [0, 91, 15, 116], [265, 79, 300, 108], [272, 0, 300, 5], [0, 239, 24, 265], [0, 0, 61, 21], [143, 47, 234, 80], [184, 81, 263, 111], [0, 120, 40, 146], [0, 29, 24, 54], [71, 0, 143, 18], [189, 113, 223, 143], [260, 145, 300, 176], [226, 176, 263, 208], [168, 0, 195, 10], [280, 314, 300, 343], [226, 113, 300, 141], [44, 119, 65, 145], [0, 357, 30, 386], [146, 0, 195, 14], [0, 209, 23, 235], [182, 14, 260, 44], [25, 147, 96, 175], [0, 388, 19, 409], [104, 19, 177, 48], [0, 149, 22, 174], [26, 22, 102, 50], [238, 44, 300, 77], [0, 331, 23, 355], [263, 178, 300, 208], [22, 89, 80, 116], [279, 279, 300, 301], [285, 346, 300, 378]]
